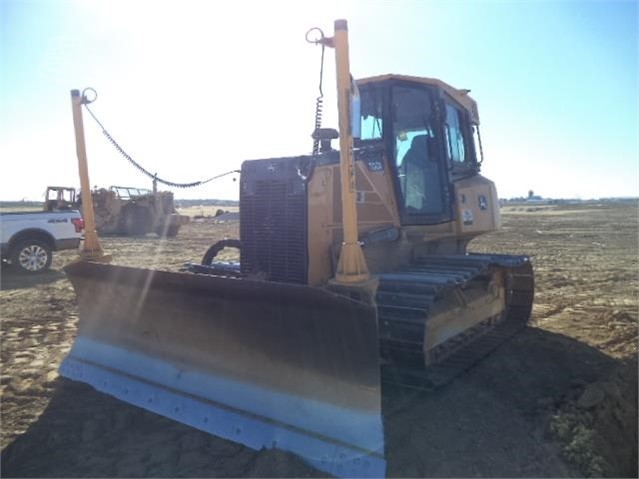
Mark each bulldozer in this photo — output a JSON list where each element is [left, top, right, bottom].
[[59, 20, 534, 478]]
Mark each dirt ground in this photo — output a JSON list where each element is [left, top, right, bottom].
[[1, 202, 637, 478]]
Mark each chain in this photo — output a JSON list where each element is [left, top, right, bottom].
[[83, 103, 239, 189]]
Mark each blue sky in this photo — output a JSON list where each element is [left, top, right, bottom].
[[1, 0, 637, 201]]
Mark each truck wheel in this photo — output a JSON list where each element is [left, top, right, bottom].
[[10, 239, 52, 274]]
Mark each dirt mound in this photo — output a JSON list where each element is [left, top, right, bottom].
[[550, 359, 638, 477]]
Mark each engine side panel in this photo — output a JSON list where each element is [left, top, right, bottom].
[[307, 148, 402, 286]]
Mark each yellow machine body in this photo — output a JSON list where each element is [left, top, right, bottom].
[[60, 20, 533, 479]]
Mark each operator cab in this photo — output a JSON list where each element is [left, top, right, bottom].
[[355, 75, 483, 226], [45, 186, 77, 211]]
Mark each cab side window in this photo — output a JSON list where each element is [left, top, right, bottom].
[[444, 103, 469, 165], [360, 88, 384, 141]]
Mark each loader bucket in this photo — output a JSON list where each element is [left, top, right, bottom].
[[59, 261, 386, 478]]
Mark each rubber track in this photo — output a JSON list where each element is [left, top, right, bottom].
[[377, 253, 534, 390]]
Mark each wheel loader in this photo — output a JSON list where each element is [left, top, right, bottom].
[[59, 19, 533, 478], [45, 185, 189, 237], [86, 185, 189, 237]]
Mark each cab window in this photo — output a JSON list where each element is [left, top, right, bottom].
[[360, 87, 384, 141], [444, 103, 470, 166]]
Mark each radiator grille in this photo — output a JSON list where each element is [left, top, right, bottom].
[[240, 158, 308, 284]]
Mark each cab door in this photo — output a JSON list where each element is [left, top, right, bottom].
[[391, 84, 453, 225]]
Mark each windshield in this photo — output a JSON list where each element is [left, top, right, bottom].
[[112, 187, 152, 199]]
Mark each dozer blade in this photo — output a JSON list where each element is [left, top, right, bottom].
[[59, 261, 386, 478]]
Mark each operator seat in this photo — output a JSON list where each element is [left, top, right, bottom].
[[401, 134, 444, 215]]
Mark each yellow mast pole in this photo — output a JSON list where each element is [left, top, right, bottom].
[[71, 89, 110, 261], [330, 19, 371, 285]]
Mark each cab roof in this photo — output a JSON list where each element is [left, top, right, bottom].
[[356, 74, 480, 124]]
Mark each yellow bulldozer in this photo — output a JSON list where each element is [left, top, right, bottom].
[[59, 20, 533, 478]]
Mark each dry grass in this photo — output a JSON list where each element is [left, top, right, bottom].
[[177, 205, 239, 217]]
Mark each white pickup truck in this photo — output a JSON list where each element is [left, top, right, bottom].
[[0, 210, 84, 274]]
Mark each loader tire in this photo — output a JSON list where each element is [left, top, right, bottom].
[[123, 207, 151, 236], [165, 225, 180, 237], [156, 224, 180, 238], [202, 239, 241, 265]]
